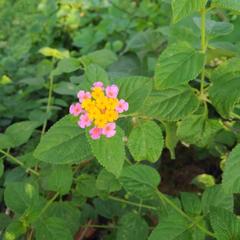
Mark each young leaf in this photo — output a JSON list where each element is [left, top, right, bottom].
[[172, 0, 207, 23], [127, 121, 164, 163], [88, 127, 125, 177], [155, 42, 204, 89], [209, 58, 240, 118], [149, 211, 191, 240], [34, 115, 93, 164], [40, 164, 73, 195], [222, 144, 240, 193], [4, 182, 39, 214], [210, 207, 240, 240], [34, 217, 72, 240], [115, 76, 152, 114], [117, 212, 149, 240], [212, 0, 240, 12], [141, 85, 199, 121], [201, 185, 233, 214], [120, 164, 160, 199]]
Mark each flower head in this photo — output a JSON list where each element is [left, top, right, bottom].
[[70, 82, 128, 140]]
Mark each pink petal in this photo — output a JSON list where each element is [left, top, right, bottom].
[[92, 81, 104, 90], [77, 90, 91, 102], [116, 99, 129, 113], [89, 127, 102, 140], [106, 85, 119, 98], [78, 114, 92, 128], [102, 123, 116, 138], [69, 103, 82, 116]]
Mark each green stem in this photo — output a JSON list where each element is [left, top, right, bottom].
[[200, 7, 207, 95], [0, 149, 39, 176], [41, 74, 54, 138], [156, 191, 216, 238], [108, 195, 157, 210]]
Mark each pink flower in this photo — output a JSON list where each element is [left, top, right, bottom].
[[89, 127, 102, 140], [78, 113, 92, 128], [105, 84, 119, 98], [92, 81, 104, 90], [77, 90, 91, 102], [116, 99, 129, 113], [69, 103, 82, 116], [102, 123, 116, 138]]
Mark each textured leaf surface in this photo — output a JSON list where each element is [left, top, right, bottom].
[[172, 0, 207, 23], [212, 0, 240, 12], [210, 207, 240, 240], [209, 58, 240, 118], [116, 212, 148, 240], [115, 76, 152, 114], [88, 127, 125, 177], [128, 121, 164, 163], [34, 115, 92, 164], [141, 85, 199, 121], [120, 165, 160, 199], [155, 42, 204, 89], [149, 211, 191, 240], [222, 144, 240, 193]]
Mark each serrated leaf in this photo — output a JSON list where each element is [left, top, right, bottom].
[[180, 192, 201, 216], [76, 174, 98, 197], [209, 58, 240, 118], [201, 185, 233, 214], [172, 0, 207, 23], [115, 76, 152, 114], [0, 121, 40, 149], [141, 85, 200, 121], [88, 127, 125, 177], [155, 42, 204, 89], [128, 121, 164, 163], [210, 207, 240, 240], [177, 114, 222, 147], [149, 211, 191, 240], [116, 212, 148, 240], [34, 115, 93, 164], [120, 164, 160, 199], [40, 164, 73, 195], [4, 182, 39, 214], [212, 0, 240, 12], [222, 144, 240, 193], [34, 217, 72, 240]]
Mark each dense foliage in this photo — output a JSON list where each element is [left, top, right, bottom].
[[1, 0, 240, 239]]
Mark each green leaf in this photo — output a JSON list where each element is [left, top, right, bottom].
[[53, 57, 81, 76], [40, 164, 73, 195], [209, 58, 240, 118], [172, 0, 207, 23], [149, 211, 191, 240], [80, 49, 117, 68], [180, 192, 201, 215], [127, 121, 164, 163], [212, 0, 240, 12], [34, 217, 72, 240], [164, 122, 178, 159], [34, 115, 93, 164], [88, 127, 125, 177], [155, 42, 204, 89], [4, 182, 39, 214], [0, 121, 40, 149], [39, 47, 69, 59], [177, 114, 222, 147], [85, 64, 109, 86], [96, 169, 121, 193], [141, 85, 200, 121], [116, 212, 148, 240], [210, 207, 240, 240], [76, 174, 98, 197], [0, 159, 4, 178], [120, 164, 160, 199], [201, 185, 233, 214], [47, 202, 81, 234], [3, 220, 26, 240], [222, 144, 240, 193], [0, 213, 11, 232], [115, 76, 152, 114]]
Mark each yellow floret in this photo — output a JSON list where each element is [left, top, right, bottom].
[[82, 99, 95, 111], [94, 115, 107, 128], [91, 87, 104, 99], [105, 110, 119, 122]]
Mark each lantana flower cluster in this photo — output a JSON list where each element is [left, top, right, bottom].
[[69, 82, 128, 140]]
